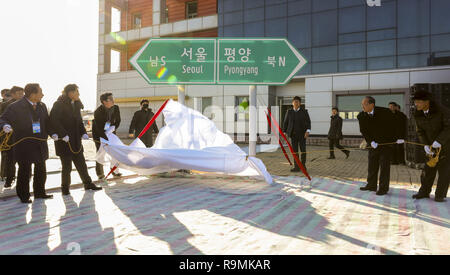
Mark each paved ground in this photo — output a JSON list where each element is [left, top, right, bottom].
[[0, 140, 448, 255], [257, 146, 423, 187]]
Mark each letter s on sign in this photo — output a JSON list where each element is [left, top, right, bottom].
[[367, 0, 381, 7]]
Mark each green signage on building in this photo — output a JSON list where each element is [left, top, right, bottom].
[[129, 38, 307, 85]]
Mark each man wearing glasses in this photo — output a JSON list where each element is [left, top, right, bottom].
[[92, 92, 121, 180]]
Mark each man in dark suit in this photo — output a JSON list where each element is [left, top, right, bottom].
[[283, 96, 311, 172], [0, 88, 11, 182], [0, 86, 24, 188], [328, 107, 350, 159], [388, 102, 407, 165], [412, 91, 450, 202], [50, 84, 102, 195], [128, 99, 159, 147], [0, 84, 53, 203], [92, 92, 121, 179], [357, 96, 402, 196]]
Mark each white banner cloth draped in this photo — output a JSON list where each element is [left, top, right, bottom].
[[96, 99, 273, 184]]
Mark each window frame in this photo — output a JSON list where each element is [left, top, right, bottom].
[[186, 1, 198, 20]]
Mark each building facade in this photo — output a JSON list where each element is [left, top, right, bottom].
[[98, 0, 450, 140]]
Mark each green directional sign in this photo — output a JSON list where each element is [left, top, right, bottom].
[[217, 38, 307, 85], [129, 38, 307, 85], [129, 38, 216, 84]]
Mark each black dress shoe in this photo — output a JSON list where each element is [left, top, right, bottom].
[[360, 185, 377, 191], [434, 197, 446, 202], [412, 193, 430, 199], [21, 199, 33, 204], [290, 167, 300, 172], [376, 190, 388, 196], [84, 183, 102, 191], [112, 172, 122, 178], [62, 189, 71, 196], [327, 156, 336, 159], [35, 194, 53, 199]]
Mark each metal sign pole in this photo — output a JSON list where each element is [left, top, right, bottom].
[[178, 85, 185, 105], [249, 85, 257, 157]]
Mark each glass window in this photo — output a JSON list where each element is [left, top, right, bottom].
[[265, 18, 287, 37], [288, 0, 312, 16], [339, 0, 364, 8], [339, 43, 366, 60], [397, 37, 430, 55], [244, 0, 265, 9], [186, 1, 198, 19], [288, 14, 312, 49], [312, 0, 337, 12], [224, 24, 243, 36], [398, 54, 429, 68], [367, 56, 396, 70], [312, 10, 338, 46], [397, 0, 430, 38], [367, 40, 396, 57], [265, 3, 287, 19], [431, 0, 450, 35], [312, 46, 337, 62], [223, 0, 242, 13], [161, 0, 168, 24], [337, 94, 404, 120], [244, 7, 264, 23], [297, 63, 311, 75], [367, 29, 396, 41], [133, 13, 142, 29], [236, 96, 249, 121], [339, 32, 365, 44], [431, 34, 450, 52], [312, 61, 338, 74], [244, 21, 265, 37], [110, 49, 121, 73], [266, 0, 287, 6], [367, 0, 396, 30], [202, 97, 213, 115], [339, 59, 366, 72], [224, 11, 243, 25], [339, 6, 365, 34], [111, 7, 121, 33]]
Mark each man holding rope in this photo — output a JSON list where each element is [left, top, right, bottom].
[[0, 86, 24, 188], [357, 96, 401, 196], [412, 90, 450, 202], [0, 84, 53, 203], [50, 84, 102, 196]]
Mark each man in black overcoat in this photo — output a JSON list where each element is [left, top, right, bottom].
[[128, 99, 159, 147], [92, 92, 121, 179], [412, 91, 450, 202], [50, 84, 102, 195], [328, 107, 350, 159], [0, 84, 53, 203], [0, 86, 24, 187], [283, 96, 311, 172], [357, 96, 403, 196]]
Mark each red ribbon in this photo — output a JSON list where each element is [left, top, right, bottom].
[[105, 99, 170, 179], [265, 110, 311, 181], [266, 108, 292, 166]]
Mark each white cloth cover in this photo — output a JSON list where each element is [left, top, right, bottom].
[[96, 99, 273, 184]]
